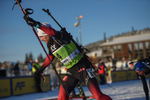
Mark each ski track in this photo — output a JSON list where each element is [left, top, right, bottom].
[[1, 79, 149, 100]]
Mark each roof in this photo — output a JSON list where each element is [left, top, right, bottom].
[[87, 49, 102, 57], [101, 33, 150, 46]]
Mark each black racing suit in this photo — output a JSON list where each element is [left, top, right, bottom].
[[47, 36, 112, 100], [37, 24, 112, 100]]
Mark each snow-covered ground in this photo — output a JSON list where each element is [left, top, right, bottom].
[[1, 79, 149, 100]]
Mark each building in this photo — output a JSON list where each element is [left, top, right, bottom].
[[100, 33, 150, 60]]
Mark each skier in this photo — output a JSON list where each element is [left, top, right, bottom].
[[24, 16, 112, 100], [129, 58, 150, 100]]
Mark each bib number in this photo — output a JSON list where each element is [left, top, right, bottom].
[[86, 68, 95, 78]]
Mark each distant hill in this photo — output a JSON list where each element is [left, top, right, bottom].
[[84, 27, 150, 52]]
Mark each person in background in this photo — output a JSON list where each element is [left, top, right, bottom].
[[96, 59, 107, 85], [13, 62, 20, 76], [129, 57, 150, 100], [112, 58, 117, 71], [32, 59, 42, 92], [28, 60, 32, 75], [0, 62, 7, 77], [129, 61, 134, 70], [106, 58, 112, 84], [121, 57, 129, 70]]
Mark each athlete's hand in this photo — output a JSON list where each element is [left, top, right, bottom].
[[23, 16, 40, 27]]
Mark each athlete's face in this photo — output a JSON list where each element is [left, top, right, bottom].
[[40, 35, 50, 44]]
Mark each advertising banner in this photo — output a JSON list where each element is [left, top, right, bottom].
[[112, 71, 127, 82], [0, 79, 11, 97], [12, 76, 50, 95]]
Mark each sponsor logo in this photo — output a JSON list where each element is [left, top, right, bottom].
[[86, 68, 95, 78], [56, 53, 62, 59], [63, 59, 69, 63], [62, 76, 68, 81], [51, 45, 56, 52], [15, 82, 25, 91]]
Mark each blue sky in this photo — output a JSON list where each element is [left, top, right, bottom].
[[0, 0, 150, 63]]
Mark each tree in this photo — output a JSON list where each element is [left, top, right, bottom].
[[131, 26, 135, 32], [24, 53, 29, 65], [38, 53, 44, 62], [104, 32, 106, 42], [24, 52, 33, 64], [29, 52, 33, 61]]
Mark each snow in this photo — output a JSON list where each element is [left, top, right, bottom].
[[1, 79, 149, 100]]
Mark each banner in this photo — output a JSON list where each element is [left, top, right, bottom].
[[0, 79, 11, 97], [111, 71, 127, 82], [126, 70, 138, 80], [12, 76, 50, 95]]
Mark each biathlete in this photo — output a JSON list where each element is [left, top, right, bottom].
[[24, 16, 112, 100], [129, 58, 150, 100]]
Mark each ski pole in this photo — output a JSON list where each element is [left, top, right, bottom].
[[14, 1, 71, 99], [42, 9, 63, 29]]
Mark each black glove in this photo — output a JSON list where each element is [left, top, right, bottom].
[[24, 16, 40, 27]]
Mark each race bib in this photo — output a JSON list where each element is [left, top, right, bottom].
[[86, 68, 95, 78]]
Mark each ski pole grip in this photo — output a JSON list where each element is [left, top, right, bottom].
[[42, 8, 47, 12], [25, 8, 34, 15], [42, 8, 50, 15]]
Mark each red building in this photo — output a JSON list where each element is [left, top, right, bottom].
[[100, 33, 150, 60]]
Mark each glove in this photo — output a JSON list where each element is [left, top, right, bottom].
[[23, 16, 40, 27]]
